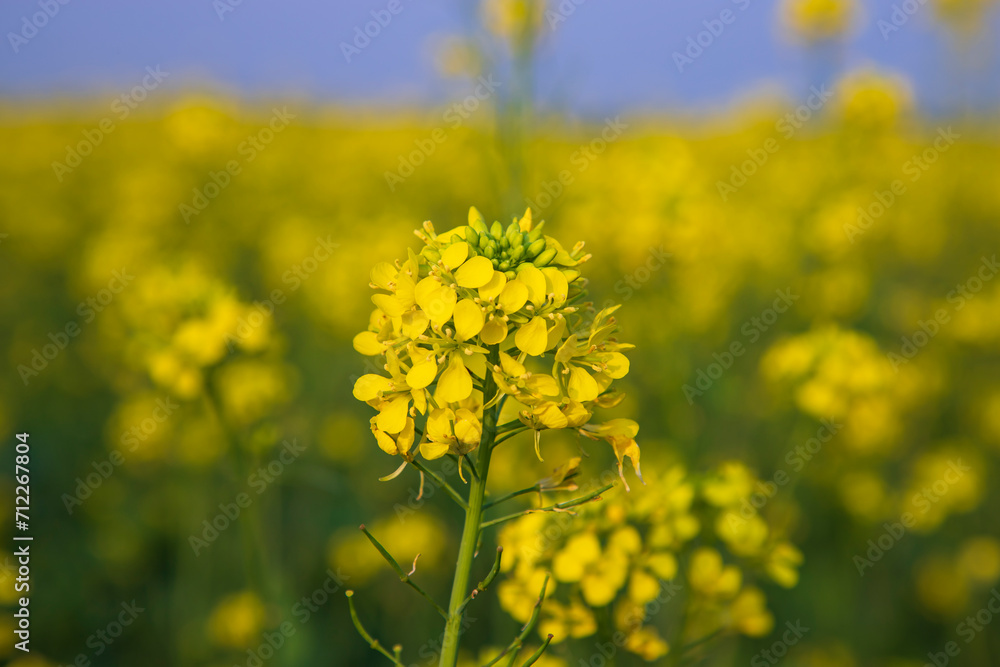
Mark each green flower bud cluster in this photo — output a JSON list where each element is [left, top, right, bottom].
[[419, 207, 585, 282]]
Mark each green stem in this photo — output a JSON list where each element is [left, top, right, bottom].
[[438, 345, 501, 667]]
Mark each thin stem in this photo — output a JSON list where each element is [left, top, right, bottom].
[[411, 458, 468, 510], [483, 575, 550, 667], [483, 483, 541, 509], [496, 419, 525, 434], [360, 525, 448, 619], [494, 426, 531, 446], [517, 635, 554, 667], [438, 345, 501, 667], [481, 481, 615, 530], [347, 591, 404, 666], [458, 546, 504, 614]]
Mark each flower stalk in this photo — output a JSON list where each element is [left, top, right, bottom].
[[437, 345, 500, 667]]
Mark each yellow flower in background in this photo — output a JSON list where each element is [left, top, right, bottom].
[[352, 208, 641, 485], [207, 590, 267, 648], [782, 0, 857, 41], [497, 465, 800, 656]]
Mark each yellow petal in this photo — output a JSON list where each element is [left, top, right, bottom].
[[517, 264, 547, 305], [353, 374, 393, 401], [372, 293, 406, 317], [534, 402, 569, 429], [568, 367, 600, 402], [395, 273, 416, 308], [541, 267, 568, 305], [423, 287, 457, 326], [498, 279, 529, 313], [545, 317, 567, 351], [602, 352, 630, 379], [499, 352, 525, 377], [370, 261, 398, 290], [454, 408, 482, 446], [478, 271, 508, 300], [420, 439, 450, 460], [453, 299, 485, 341], [610, 435, 643, 491], [400, 310, 429, 338], [468, 206, 485, 227], [515, 316, 548, 356], [437, 354, 473, 403], [397, 417, 415, 455], [426, 408, 455, 441], [406, 358, 438, 389], [455, 256, 495, 288], [353, 331, 384, 356], [376, 394, 410, 434], [518, 207, 533, 232], [415, 276, 441, 306], [480, 317, 509, 345], [441, 241, 470, 269], [373, 427, 398, 455]]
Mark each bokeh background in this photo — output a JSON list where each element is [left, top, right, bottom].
[[2, 0, 1000, 665]]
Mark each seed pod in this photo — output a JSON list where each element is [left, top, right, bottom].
[[526, 238, 547, 257], [533, 248, 557, 266]]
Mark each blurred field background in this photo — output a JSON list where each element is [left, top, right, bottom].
[[3, 0, 1000, 666]]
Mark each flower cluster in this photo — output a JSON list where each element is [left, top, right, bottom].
[[496, 464, 802, 661], [352, 208, 641, 486]]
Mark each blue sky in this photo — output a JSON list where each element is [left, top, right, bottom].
[[1, 0, 997, 116]]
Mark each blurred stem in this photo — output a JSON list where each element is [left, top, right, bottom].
[[204, 380, 275, 610], [438, 345, 501, 667]]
